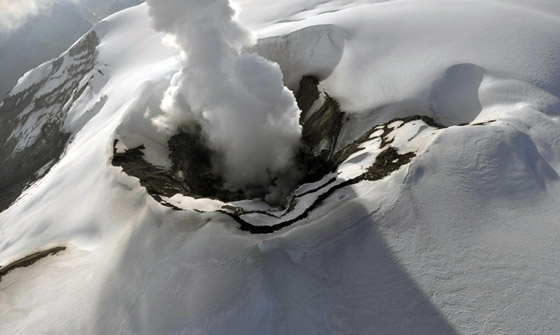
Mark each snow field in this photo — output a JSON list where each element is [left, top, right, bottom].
[[1, 1, 560, 334]]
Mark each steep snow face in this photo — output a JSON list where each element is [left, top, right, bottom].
[[1, 1, 560, 334]]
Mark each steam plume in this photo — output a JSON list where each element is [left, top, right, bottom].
[[146, 0, 302, 200]]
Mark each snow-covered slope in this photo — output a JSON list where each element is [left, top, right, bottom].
[[1, 1, 560, 334]]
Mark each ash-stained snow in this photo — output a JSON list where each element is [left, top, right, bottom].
[[1, 1, 560, 334]]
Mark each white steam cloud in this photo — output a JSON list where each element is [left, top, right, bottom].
[[147, 0, 302, 199], [0, 0, 57, 34]]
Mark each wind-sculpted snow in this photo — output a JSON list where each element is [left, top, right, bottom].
[[2, 1, 560, 334], [250, 24, 347, 89], [429, 63, 486, 126]]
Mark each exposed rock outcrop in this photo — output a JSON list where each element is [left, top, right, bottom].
[[0, 31, 100, 212], [0, 247, 66, 282]]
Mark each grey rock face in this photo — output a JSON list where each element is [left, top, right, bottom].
[[0, 31, 100, 212]]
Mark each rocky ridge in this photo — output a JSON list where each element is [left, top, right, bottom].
[[0, 31, 101, 212]]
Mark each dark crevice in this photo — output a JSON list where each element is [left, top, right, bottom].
[[296, 176, 338, 198], [471, 119, 496, 126], [221, 205, 282, 219], [216, 146, 416, 234]]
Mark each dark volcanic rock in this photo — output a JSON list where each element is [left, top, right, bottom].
[[168, 129, 245, 202], [112, 143, 184, 204], [300, 92, 345, 159], [297, 76, 347, 183], [0, 246, 66, 282], [295, 76, 320, 116], [113, 128, 246, 205]]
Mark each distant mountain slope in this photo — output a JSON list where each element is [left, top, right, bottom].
[[0, 30, 100, 212], [0, 0, 142, 98]]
